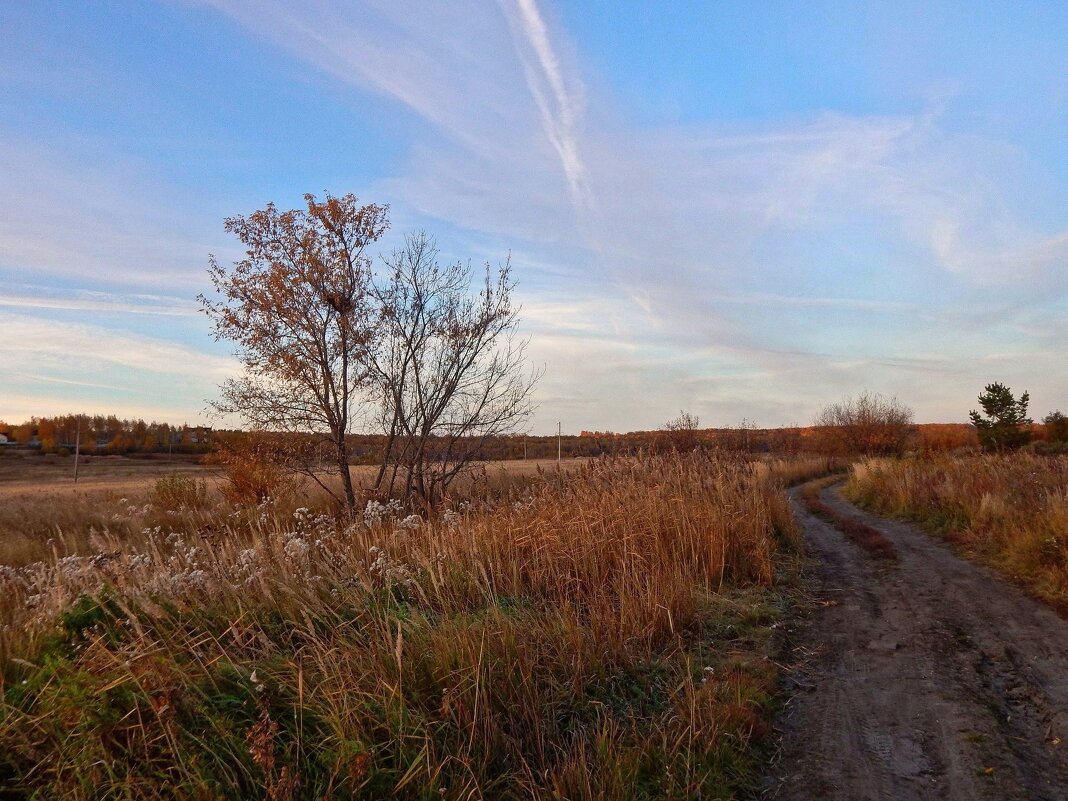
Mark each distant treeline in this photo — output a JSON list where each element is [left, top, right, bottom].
[[0, 419, 812, 459], [0, 415, 1011, 461], [0, 415, 214, 455], [210, 423, 994, 462]]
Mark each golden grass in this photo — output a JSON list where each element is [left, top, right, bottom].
[[0, 458, 589, 568], [0, 452, 829, 798], [0, 452, 210, 494], [846, 453, 1068, 610]]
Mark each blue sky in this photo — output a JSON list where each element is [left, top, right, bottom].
[[1, 1, 1065, 433]]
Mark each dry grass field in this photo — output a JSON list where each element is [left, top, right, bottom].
[[0, 452, 210, 496], [0, 453, 580, 497], [0, 452, 831, 798], [0, 453, 582, 566], [846, 453, 1068, 610]]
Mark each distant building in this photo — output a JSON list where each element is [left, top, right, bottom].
[[0, 433, 13, 445], [189, 426, 213, 445]]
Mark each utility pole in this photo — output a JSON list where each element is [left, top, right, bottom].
[[73, 418, 80, 484], [557, 421, 562, 464]]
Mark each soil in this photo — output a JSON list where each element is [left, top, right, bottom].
[[768, 480, 1068, 800]]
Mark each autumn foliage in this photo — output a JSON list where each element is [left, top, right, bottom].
[[201, 194, 538, 512]]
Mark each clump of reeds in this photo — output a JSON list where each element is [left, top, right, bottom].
[[847, 453, 1068, 608], [0, 452, 816, 799], [148, 473, 209, 511]]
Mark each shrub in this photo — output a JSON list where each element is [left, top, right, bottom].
[[218, 434, 297, 506], [813, 391, 914, 455], [913, 424, 979, 453], [149, 473, 208, 511], [659, 410, 702, 452], [1045, 411, 1068, 444]]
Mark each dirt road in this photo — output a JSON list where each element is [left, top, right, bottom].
[[768, 481, 1068, 800]]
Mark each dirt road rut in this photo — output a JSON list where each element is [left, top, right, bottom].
[[768, 481, 1068, 800]]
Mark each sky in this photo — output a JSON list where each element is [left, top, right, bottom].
[[1, 1, 1065, 434]]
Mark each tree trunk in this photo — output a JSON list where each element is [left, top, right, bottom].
[[337, 438, 356, 511], [374, 410, 399, 492]]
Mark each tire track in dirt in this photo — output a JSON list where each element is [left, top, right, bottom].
[[767, 481, 1068, 800]]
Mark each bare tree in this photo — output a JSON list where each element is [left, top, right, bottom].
[[368, 233, 540, 509], [199, 193, 388, 510], [814, 391, 915, 455], [662, 411, 701, 452]]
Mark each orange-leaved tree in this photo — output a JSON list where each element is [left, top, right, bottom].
[[200, 193, 389, 510]]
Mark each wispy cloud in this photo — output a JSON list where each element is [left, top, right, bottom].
[[0, 312, 235, 380], [0, 139, 225, 289], [194, 0, 1068, 428], [198, 0, 537, 156], [199, 0, 586, 240], [0, 286, 199, 316], [0, 310, 238, 423], [9, 372, 124, 392], [4, 1, 1063, 429], [503, 0, 592, 214]]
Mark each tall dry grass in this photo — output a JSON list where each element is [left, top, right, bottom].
[[847, 453, 1068, 608], [0, 480, 238, 568], [0, 453, 823, 799]]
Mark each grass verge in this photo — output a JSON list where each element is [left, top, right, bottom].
[[0, 453, 826, 799], [846, 454, 1068, 612]]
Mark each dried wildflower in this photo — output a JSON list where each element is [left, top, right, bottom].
[[170, 569, 210, 592], [283, 538, 310, 560], [363, 499, 403, 528], [367, 546, 417, 597]]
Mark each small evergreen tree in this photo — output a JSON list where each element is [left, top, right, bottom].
[[969, 382, 1031, 451]]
